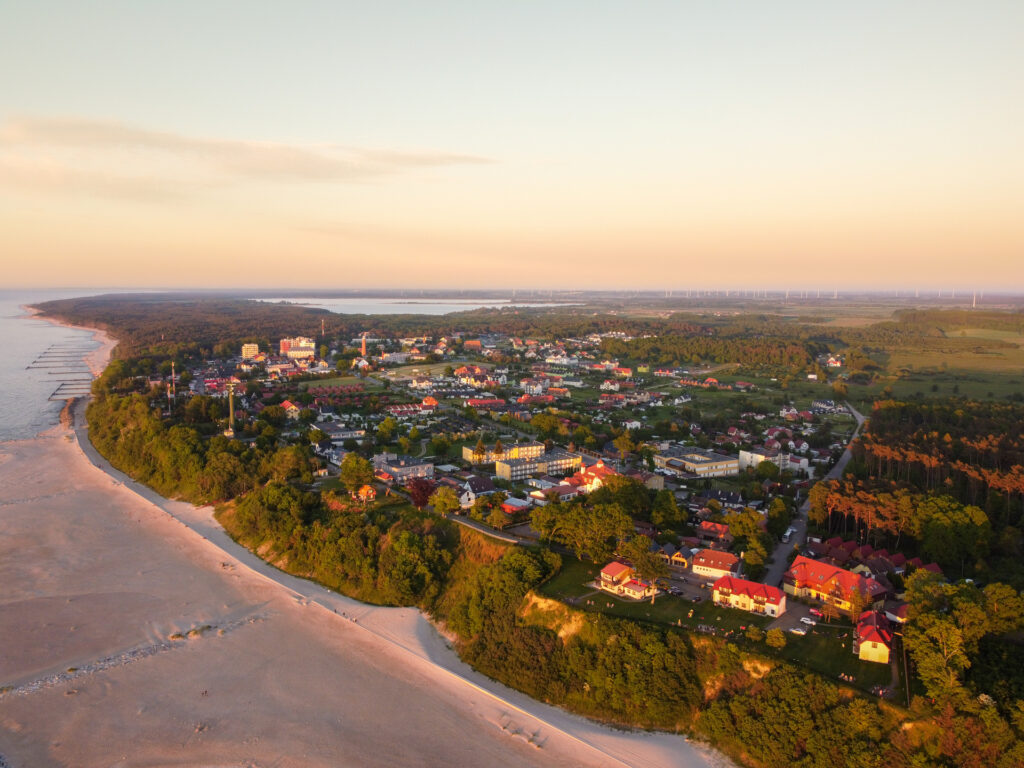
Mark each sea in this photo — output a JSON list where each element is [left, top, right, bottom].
[[252, 297, 574, 315], [0, 291, 102, 442]]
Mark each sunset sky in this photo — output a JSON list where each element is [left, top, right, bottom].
[[2, 2, 1022, 291]]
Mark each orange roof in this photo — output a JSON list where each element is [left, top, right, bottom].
[[713, 575, 784, 605], [693, 549, 740, 572], [787, 556, 886, 601], [601, 561, 632, 579]]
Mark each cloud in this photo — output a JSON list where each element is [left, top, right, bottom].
[[0, 116, 490, 198]]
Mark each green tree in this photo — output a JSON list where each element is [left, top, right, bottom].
[[620, 535, 669, 587], [377, 416, 398, 443], [765, 628, 786, 649], [613, 430, 635, 461], [340, 453, 373, 492], [487, 506, 508, 530], [430, 486, 461, 516], [756, 460, 780, 481], [746, 625, 765, 643]]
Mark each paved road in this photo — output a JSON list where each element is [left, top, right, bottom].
[[762, 403, 866, 588]]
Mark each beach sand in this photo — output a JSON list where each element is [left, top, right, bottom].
[[0, 331, 727, 768]]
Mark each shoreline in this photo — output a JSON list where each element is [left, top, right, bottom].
[[0, 313, 729, 768]]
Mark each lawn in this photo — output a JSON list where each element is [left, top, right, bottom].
[[773, 623, 893, 691], [592, 593, 772, 634], [538, 556, 601, 600], [301, 375, 384, 391]]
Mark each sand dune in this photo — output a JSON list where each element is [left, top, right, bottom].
[[0, 327, 726, 768]]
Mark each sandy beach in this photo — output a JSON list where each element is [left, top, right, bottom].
[[0, 329, 726, 768]]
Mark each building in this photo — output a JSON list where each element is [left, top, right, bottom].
[[854, 610, 893, 664], [655, 446, 739, 477], [372, 453, 434, 482], [698, 521, 734, 550], [598, 562, 657, 599], [462, 441, 544, 464], [712, 575, 787, 617], [692, 549, 741, 580], [279, 336, 316, 359], [783, 556, 887, 616], [565, 460, 619, 494], [494, 449, 582, 481], [241, 343, 260, 360]]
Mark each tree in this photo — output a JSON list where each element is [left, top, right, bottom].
[[621, 535, 668, 588], [339, 453, 374, 492], [613, 431, 635, 462], [493, 438, 504, 457], [377, 416, 398, 444], [487, 506, 508, 530], [308, 428, 328, 444], [765, 628, 786, 649], [651, 489, 684, 528], [430, 486, 461, 516], [756, 460, 780, 481], [406, 477, 435, 510], [746, 625, 765, 643], [408, 426, 420, 441], [473, 437, 487, 462]]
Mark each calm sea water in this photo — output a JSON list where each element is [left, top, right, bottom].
[[0, 291, 102, 442], [253, 297, 575, 315]]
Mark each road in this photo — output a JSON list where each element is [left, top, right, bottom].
[[762, 402, 866, 588]]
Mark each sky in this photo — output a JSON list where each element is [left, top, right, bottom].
[[1, 1, 1022, 292]]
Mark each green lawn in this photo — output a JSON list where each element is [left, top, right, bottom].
[[591, 593, 772, 634], [772, 624, 893, 691], [301, 375, 384, 391], [539, 556, 601, 600]]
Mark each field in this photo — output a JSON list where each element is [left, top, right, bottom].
[[300, 375, 384, 391]]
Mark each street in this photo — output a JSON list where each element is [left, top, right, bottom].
[[761, 402, 866, 588]]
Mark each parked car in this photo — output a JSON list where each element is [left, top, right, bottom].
[[800, 617, 817, 625], [789, 627, 808, 636], [692, 596, 703, 603], [809, 608, 824, 618]]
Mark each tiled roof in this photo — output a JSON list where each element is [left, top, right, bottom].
[[713, 575, 784, 605]]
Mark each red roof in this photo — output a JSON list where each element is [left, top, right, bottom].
[[786, 556, 887, 601], [601, 561, 632, 580], [856, 610, 893, 647], [713, 575, 785, 606], [693, 549, 740, 572]]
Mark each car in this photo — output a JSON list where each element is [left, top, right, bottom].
[[808, 608, 824, 618], [800, 617, 816, 625], [692, 596, 702, 603], [789, 627, 808, 636]]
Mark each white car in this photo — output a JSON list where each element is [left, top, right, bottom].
[[800, 617, 816, 626]]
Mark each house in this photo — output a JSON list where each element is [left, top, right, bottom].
[[528, 484, 579, 505], [500, 496, 532, 515], [372, 454, 435, 483], [598, 562, 656, 599], [854, 611, 893, 664], [280, 400, 302, 420], [783, 556, 887, 616], [713, 575, 787, 618], [565, 460, 619, 494], [459, 475, 497, 508], [463, 441, 545, 465], [352, 484, 377, 503], [599, 561, 634, 591], [698, 521, 734, 550], [692, 549, 741, 580]]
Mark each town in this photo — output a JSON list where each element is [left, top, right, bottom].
[[163, 328, 925, 696]]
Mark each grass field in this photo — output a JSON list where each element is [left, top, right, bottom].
[[300, 375, 384, 391], [774, 625, 893, 691]]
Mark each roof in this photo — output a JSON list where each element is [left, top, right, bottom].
[[693, 549, 740, 572], [856, 611, 893, 647], [713, 575, 785, 605], [786, 556, 887, 600], [601, 561, 632, 579]]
